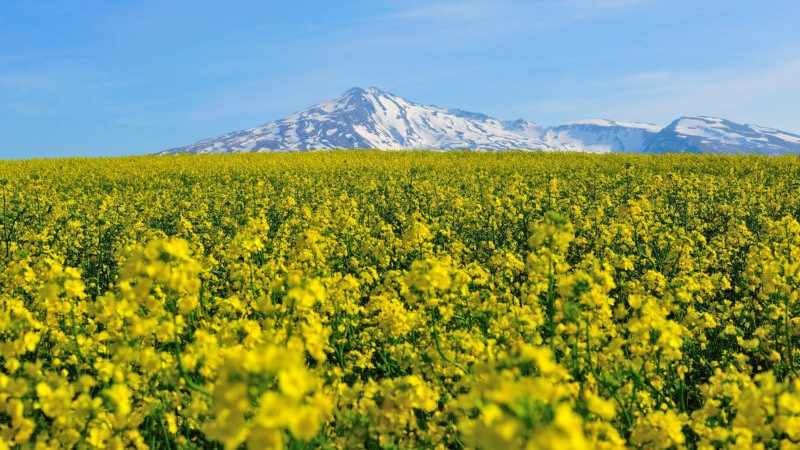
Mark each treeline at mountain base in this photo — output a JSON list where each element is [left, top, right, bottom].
[[2, 150, 800, 449]]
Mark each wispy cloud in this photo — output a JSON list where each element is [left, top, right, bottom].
[[620, 58, 800, 104], [566, 0, 658, 8], [512, 55, 800, 133], [562, 0, 663, 16], [564, 59, 800, 130], [5, 101, 51, 116], [0, 73, 62, 92], [377, 2, 501, 23], [353, 0, 525, 49], [0, 72, 63, 117]]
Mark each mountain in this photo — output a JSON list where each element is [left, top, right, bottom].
[[160, 87, 800, 155], [644, 116, 800, 155], [162, 87, 549, 153], [505, 118, 662, 153]]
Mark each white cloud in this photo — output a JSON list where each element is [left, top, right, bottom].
[[515, 57, 800, 133], [562, 0, 663, 17], [0, 73, 61, 92], [600, 59, 800, 130], [379, 2, 497, 22], [5, 101, 51, 116], [355, 0, 526, 48]]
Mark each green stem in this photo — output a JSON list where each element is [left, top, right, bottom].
[[546, 248, 557, 359], [2, 185, 8, 258], [585, 321, 633, 430], [432, 325, 468, 375], [157, 413, 174, 450], [173, 317, 212, 398], [70, 307, 88, 370], [785, 221, 797, 378], [786, 294, 798, 378]]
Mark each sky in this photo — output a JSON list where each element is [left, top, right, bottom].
[[2, 0, 799, 159]]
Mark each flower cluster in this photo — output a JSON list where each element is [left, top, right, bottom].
[[2, 151, 800, 448]]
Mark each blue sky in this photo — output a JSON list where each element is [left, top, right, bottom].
[[2, 0, 799, 159]]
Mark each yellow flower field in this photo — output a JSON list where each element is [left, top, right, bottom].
[[1, 150, 800, 449]]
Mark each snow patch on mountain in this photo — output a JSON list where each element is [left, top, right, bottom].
[[565, 119, 662, 132]]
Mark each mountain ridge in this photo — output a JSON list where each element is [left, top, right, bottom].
[[161, 87, 800, 155]]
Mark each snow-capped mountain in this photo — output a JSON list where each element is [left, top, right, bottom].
[[160, 87, 800, 155], [505, 118, 662, 153], [643, 116, 800, 155], [163, 87, 550, 153]]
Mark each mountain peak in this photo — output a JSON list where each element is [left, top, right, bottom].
[[343, 86, 377, 97], [645, 116, 800, 155], [160, 88, 800, 155], [314, 87, 404, 118], [341, 86, 392, 99], [345, 86, 367, 95]]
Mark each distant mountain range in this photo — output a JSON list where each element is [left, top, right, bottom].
[[161, 87, 800, 155]]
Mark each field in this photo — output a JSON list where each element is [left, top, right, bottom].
[[1, 150, 800, 449]]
